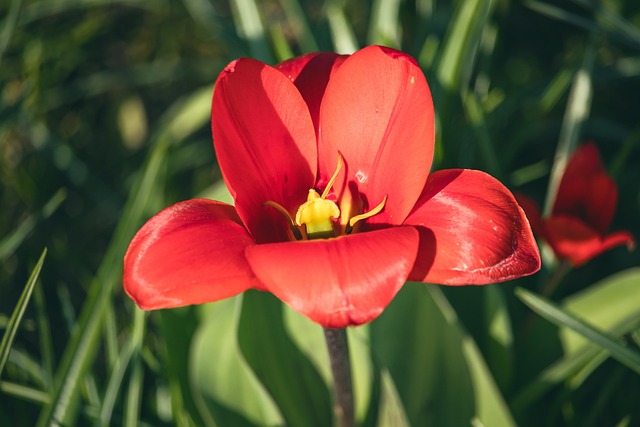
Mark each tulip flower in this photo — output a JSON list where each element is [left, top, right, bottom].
[[517, 143, 634, 267], [124, 46, 540, 328]]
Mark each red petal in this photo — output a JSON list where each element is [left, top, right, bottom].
[[544, 216, 635, 266], [212, 58, 317, 243], [554, 143, 616, 233], [276, 52, 347, 138], [245, 227, 419, 328], [318, 45, 435, 225], [124, 199, 260, 310], [562, 142, 603, 178], [404, 169, 541, 284]]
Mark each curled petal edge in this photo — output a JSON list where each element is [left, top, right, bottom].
[[124, 199, 259, 310], [404, 169, 541, 285]]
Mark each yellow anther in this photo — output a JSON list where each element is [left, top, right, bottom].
[[265, 153, 386, 240], [345, 195, 387, 234]]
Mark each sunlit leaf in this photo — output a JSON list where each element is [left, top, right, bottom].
[[238, 291, 331, 427], [371, 284, 515, 426], [375, 369, 409, 427], [561, 268, 640, 354], [484, 286, 514, 390], [191, 296, 283, 427]]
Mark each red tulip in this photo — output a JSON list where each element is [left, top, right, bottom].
[[517, 143, 634, 267], [124, 46, 540, 328]]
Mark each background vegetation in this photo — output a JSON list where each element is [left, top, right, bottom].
[[1, 0, 639, 426]]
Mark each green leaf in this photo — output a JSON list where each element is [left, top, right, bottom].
[[484, 286, 514, 390], [560, 268, 640, 354], [238, 291, 332, 427], [515, 286, 640, 375], [190, 295, 282, 427], [371, 284, 515, 426], [0, 248, 47, 378], [375, 369, 409, 427]]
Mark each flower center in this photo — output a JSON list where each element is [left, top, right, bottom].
[[265, 154, 387, 240]]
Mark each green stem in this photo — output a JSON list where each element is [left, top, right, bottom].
[[323, 328, 355, 427]]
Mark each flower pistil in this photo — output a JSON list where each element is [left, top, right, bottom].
[[266, 154, 387, 240]]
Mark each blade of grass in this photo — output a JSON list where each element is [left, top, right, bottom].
[[571, 0, 640, 49], [0, 381, 50, 405], [230, 0, 273, 63], [96, 308, 146, 427], [537, 67, 573, 114], [20, 0, 166, 25], [436, 0, 493, 95], [180, 0, 218, 30], [433, 0, 494, 163], [325, 0, 358, 54], [0, 189, 65, 261], [103, 303, 119, 371], [277, 0, 318, 52], [123, 339, 144, 427], [525, 1, 601, 35], [0, 0, 23, 68], [526, 0, 640, 50], [542, 35, 595, 217], [33, 284, 53, 387], [515, 287, 640, 375], [0, 248, 47, 378], [462, 90, 503, 179], [270, 23, 295, 62], [368, 0, 401, 48]]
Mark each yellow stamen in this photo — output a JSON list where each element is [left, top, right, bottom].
[[264, 200, 303, 240], [265, 153, 387, 240], [345, 195, 387, 234], [321, 154, 344, 199]]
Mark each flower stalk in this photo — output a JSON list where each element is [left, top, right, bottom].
[[324, 327, 355, 427]]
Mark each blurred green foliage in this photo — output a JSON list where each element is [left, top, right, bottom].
[[1, 0, 639, 426]]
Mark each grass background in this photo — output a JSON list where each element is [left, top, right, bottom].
[[1, 0, 640, 426]]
